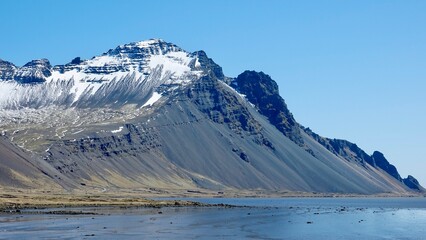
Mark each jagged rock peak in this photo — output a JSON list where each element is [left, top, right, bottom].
[[190, 50, 224, 80], [53, 38, 199, 77], [14, 58, 52, 84], [22, 58, 51, 68], [234, 71, 279, 95], [302, 127, 423, 191], [403, 175, 424, 191], [69, 57, 82, 65], [106, 38, 183, 57], [0, 59, 17, 81], [0, 59, 16, 68]]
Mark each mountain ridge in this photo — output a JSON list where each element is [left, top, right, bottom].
[[231, 70, 422, 191], [0, 39, 423, 194]]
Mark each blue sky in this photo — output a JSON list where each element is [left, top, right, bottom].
[[1, 0, 425, 186]]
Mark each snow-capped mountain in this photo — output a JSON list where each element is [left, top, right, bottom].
[[0, 39, 423, 195], [0, 39, 204, 109]]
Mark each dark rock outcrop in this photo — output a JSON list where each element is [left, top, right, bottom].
[[185, 74, 274, 150], [233, 71, 304, 146], [190, 50, 224, 80], [188, 74, 263, 136], [371, 151, 401, 181], [0, 59, 17, 81], [70, 57, 82, 65], [302, 127, 419, 189], [305, 128, 373, 167], [303, 127, 372, 165], [403, 175, 424, 191], [14, 59, 52, 83]]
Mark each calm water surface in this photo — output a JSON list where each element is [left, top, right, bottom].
[[1, 198, 425, 239]]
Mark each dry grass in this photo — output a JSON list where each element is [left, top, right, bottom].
[[0, 192, 204, 211], [0, 187, 423, 212]]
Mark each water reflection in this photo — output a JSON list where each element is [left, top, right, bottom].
[[0, 198, 425, 239]]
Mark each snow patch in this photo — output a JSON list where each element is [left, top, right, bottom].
[[148, 52, 192, 77], [49, 69, 131, 103], [86, 55, 120, 67], [72, 129, 84, 135], [111, 126, 124, 133], [194, 57, 201, 68], [0, 81, 18, 104], [219, 81, 255, 107], [135, 39, 160, 48], [142, 92, 162, 107]]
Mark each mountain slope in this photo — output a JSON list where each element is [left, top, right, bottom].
[[0, 39, 422, 194], [0, 137, 65, 191]]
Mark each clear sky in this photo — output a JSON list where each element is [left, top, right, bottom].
[[1, 0, 425, 186]]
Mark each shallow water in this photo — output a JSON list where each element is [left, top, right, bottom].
[[1, 198, 425, 239]]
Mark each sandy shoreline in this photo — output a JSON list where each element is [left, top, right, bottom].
[[1, 188, 424, 213]]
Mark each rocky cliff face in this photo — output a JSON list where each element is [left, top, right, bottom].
[[371, 151, 401, 180], [303, 127, 373, 165], [232, 71, 304, 146]]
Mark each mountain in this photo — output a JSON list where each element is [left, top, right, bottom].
[[0, 39, 423, 195]]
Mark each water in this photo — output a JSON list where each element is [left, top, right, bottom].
[[1, 198, 425, 239]]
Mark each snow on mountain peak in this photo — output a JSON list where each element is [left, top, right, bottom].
[[123, 38, 167, 49], [135, 39, 162, 48], [0, 39, 204, 108], [109, 38, 181, 57], [55, 39, 191, 77]]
